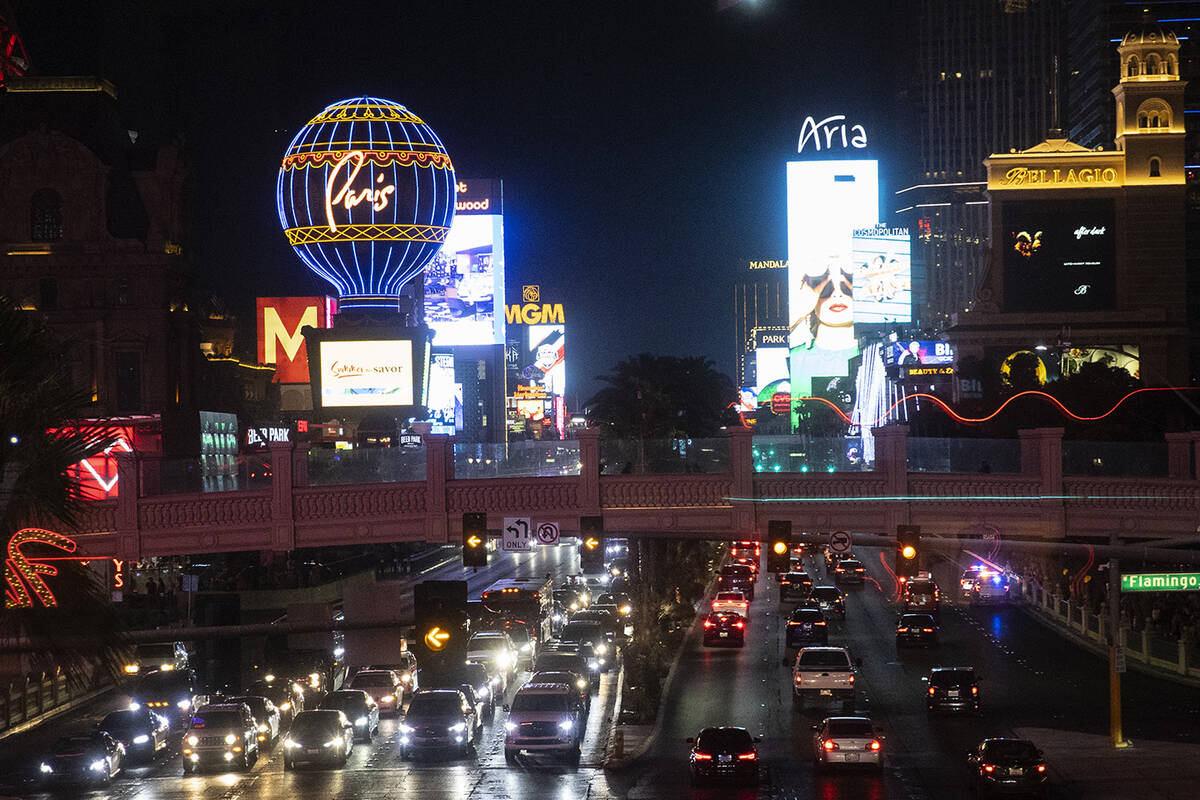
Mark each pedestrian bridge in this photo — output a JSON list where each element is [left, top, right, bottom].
[[67, 427, 1200, 561]]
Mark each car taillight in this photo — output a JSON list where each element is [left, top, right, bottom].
[[703, 620, 713, 628], [1036, 764, 1046, 773], [971, 686, 978, 695], [897, 627, 909, 633], [921, 628, 934, 633], [849, 674, 855, 684], [787, 621, 801, 626], [794, 675, 803, 684], [822, 739, 837, 751], [928, 686, 936, 696], [983, 764, 995, 773], [693, 752, 712, 760], [734, 621, 744, 629], [868, 740, 881, 751], [737, 752, 756, 760], [815, 620, 826, 626]]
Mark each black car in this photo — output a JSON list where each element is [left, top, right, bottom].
[[181, 703, 259, 773], [283, 710, 354, 770], [97, 707, 170, 761], [40, 732, 124, 785], [245, 677, 305, 726], [896, 613, 939, 646], [785, 607, 829, 648], [688, 726, 760, 787], [718, 564, 756, 600], [926, 666, 979, 713], [534, 648, 599, 692], [318, 690, 380, 742], [702, 611, 746, 647], [833, 558, 866, 584], [968, 738, 1048, 798], [559, 620, 614, 671], [399, 689, 480, 759], [810, 586, 846, 617], [459, 662, 498, 717], [779, 571, 814, 602], [130, 669, 201, 727]]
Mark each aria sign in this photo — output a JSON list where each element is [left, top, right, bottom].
[[797, 114, 868, 154]]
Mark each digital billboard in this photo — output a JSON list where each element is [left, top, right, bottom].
[[317, 339, 414, 407], [424, 179, 505, 346], [505, 286, 567, 439], [851, 226, 911, 323], [426, 353, 461, 435], [1001, 199, 1116, 313], [257, 296, 336, 383], [887, 340, 955, 367]]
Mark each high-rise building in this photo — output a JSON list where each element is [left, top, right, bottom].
[[898, 0, 1064, 326], [732, 259, 788, 389]]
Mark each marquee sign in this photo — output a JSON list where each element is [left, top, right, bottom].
[[5, 528, 79, 608], [797, 114, 868, 154], [277, 97, 456, 311]]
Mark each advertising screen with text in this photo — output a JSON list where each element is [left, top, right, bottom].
[[1001, 199, 1116, 313], [318, 340, 414, 407]]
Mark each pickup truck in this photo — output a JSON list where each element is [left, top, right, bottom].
[[785, 646, 859, 710]]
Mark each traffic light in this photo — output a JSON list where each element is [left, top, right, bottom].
[[766, 520, 792, 573], [579, 515, 605, 573], [462, 512, 488, 567], [896, 524, 921, 580], [413, 580, 469, 676]]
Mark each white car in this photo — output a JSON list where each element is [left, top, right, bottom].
[[711, 591, 749, 616], [466, 632, 518, 690], [503, 683, 585, 764], [813, 716, 884, 770]]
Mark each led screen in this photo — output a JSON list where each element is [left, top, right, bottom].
[[318, 340, 414, 407], [754, 346, 789, 394], [851, 226, 911, 323], [1001, 199, 1116, 313], [424, 179, 505, 346], [426, 353, 461, 435], [524, 324, 565, 399], [888, 341, 955, 366]]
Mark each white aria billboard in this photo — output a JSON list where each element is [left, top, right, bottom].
[[318, 339, 414, 407]]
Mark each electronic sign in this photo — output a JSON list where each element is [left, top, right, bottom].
[[257, 297, 336, 383], [317, 340, 415, 407], [888, 341, 955, 367], [1001, 199, 1116, 313], [426, 353, 461, 435], [424, 179, 505, 346], [851, 226, 911, 323]]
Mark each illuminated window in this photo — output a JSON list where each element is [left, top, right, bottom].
[[30, 188, 62, 242], [1150, 157, 1161, 178]]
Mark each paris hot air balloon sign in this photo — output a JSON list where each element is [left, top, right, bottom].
[[277, 97, 457, 311]]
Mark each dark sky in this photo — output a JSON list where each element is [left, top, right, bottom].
[[15, 0, 904, 404]]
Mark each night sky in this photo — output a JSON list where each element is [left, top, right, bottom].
[[15, 0, 903, 403]]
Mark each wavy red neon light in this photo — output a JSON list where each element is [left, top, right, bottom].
[[798, 387, 1192, 427]]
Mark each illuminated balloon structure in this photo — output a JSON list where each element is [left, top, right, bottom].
[[276, 96, 456, 311]]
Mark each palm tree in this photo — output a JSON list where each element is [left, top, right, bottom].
[[0, 299, 124, 682], [587, 353, 737, 439]]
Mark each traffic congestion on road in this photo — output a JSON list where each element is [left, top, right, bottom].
[[4, 538, 1200, 799]]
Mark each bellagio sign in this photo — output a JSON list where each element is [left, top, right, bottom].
[[257, 297, 337, 383]]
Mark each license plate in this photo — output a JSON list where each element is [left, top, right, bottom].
[[948, 690, 960, 697], [306, 748, 320, 755], [1010, 768, 1023, 776], [719, 632, 729, 638], [819, 689, 833, 696], [718, 754, 732, 763], [845, 753, 859, 762]]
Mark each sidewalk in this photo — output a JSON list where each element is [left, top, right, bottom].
[[1015, 727, 1200, 800]]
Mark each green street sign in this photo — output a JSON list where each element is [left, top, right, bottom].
[[1121, 573, 1200, 592]]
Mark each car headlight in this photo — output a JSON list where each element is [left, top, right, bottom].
[[309, 673, 321, 688], [355, 717, 368, 726], [279, 701, 291, 711], [399, 724, 414, 734], [449, 723, 467, 733], [284, 739, 299, 748], [124, 664, 139, 674], [558, 720, 574, 732], [520, 643, 532, 654], [177, 699, 191, 710], [576, 678, 587, 690], [594, 643, 608, 655], [323, 739, 339, 748], [89, 759, 106, 772], [553, 614, 564, 624], [39, 762, 52, 774], [133, 734, 150, 745], [569, 603, 579, 611], [399, 674, 411, 684], [620, 605, 632, 615], [381, 694, 395, 703], [224, 734, 237, 745], [589, 661, 599, 671], [187, 735, 198, 746], [333, 646, 345, 658], [477, 686, 489, 698], [264, 673, 276, 682], [160, 663, 175, 671], [128, 702, 141, 711], [504, 721, 517, 732]]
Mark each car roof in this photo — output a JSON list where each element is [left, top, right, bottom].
[[516, 682, 573, 694], [195, 703, 247, 714], [930, 666, 974, 673], [798, 646, 849, 654]]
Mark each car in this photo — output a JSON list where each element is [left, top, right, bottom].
[[245, 676, 305, 727], [825, 550, 853, 570], [570, 607, 624, 642], [960, 566, 985, 597], [711, 590, 750, 616], [967, 737, 1048, 798], [833, 558, 866, 584], [554, 585, 590, 613], [788, 646, 858, 710], [812, 716, 884, 770], [467, 631, 519, 689], [123, 641, 189, 676], [558, 620, 615, 671], [318, 689, 379, 742], [779, 570, 814, 601], [365, 651, 419, 698], [534, 647, 599, 691], [810, 585, 846, 617], [588, 602, 633, 638], [97, 707, 170, 761], [503, 682, 585, 763], [503, 624, 536, 663], [972, 569, 1014, 604], [596, 592, 633, 617], [895, 613, 939, 646], [346, 669, 404, 716], [702, 611, 746, 646], [400, 689, 480, 759], [226, 695, 282, 746], [606, 556, 629, 581], [130, 668, 202, 728], [530, 670, 591, 712], [687, 726, 760, 786], [730, 541, 761, 573], [718, 563, 756, 600], [903, 576, 941, 614], [282, 710, 354, 770], [460, 662, 498, 717], [40, 732, 124, 785], [181, 703, 259, 773], [926, 666, 979, 713], [785, 607, 829, 648]]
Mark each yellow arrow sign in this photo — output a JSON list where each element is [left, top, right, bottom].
[[466, 535, 483, 548], [584, 537, 600, 551], [424, 626, 451, 651]]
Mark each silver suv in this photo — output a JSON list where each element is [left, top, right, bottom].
[[503, 682, 585, 764]]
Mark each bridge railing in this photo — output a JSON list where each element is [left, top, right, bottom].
[[1061, 440, 1168, 477], [455, 440, 581, 478], [600, 438, 729, 474]]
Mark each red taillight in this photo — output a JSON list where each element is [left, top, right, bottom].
[[922, 628, 934, 633], [983, 764, 995, 773], [814, 620, 826, 626], [897, 627, 909, 633], [928, 686, 936, 696], [971, 686, 978, 695], [693, 752, 712, 761], [737, 751, 756, 760], [703, 620, 713, 628], [822, 739, 837, 751], [734, 621, 744, 629], [1036, 764, 1046, 773], [868, 740, 881, 751], [848, 674, 855, 684]]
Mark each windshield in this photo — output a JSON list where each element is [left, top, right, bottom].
[[468, 635, 508, 652], [319, 692, 366, 713], [189, 711, 241, 729], [291, 712, 338, 736], [721, 565, 751, 578], [930, 669, 974, 686], [982, 740, 1039, 760], [349, 673, 393, 687], [695, 728, 752, 751], [535, 654, 586, 672], [797, 650, 851, 668], [136, 672, 189, 694], [900, 615, 935, 626], [790, 609, 823, 622], [135, 644, 176, 660], [407, 692, 463, 716], [826, 719, 874, 737], [228, 697, 267, 715], [99, 710, 140, 728], [533, 672, 578, 685], [907, 580, 935, 594], [715, 592, 744, 601], [561, 623, 603, 641], [812, 588, 841, 601], [511, 692, 569, 712], [54, 736, 101, 754]]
